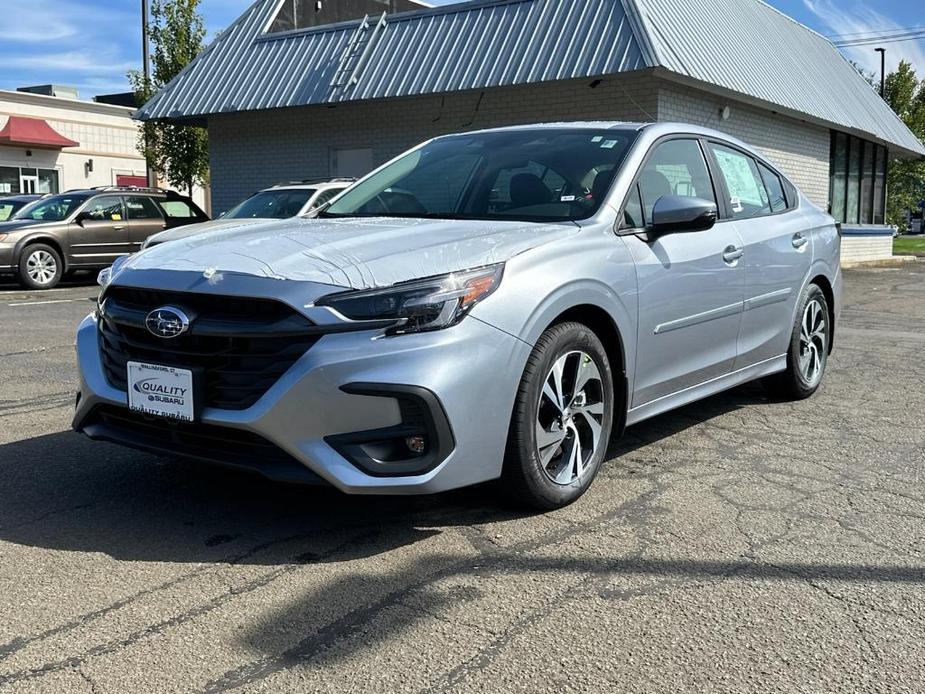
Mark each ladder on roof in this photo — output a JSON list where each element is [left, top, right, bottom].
[[330, 12, 388, 93]]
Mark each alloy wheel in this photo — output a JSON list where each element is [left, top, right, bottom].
[[535, 350, 606, 485], [26, 250, 58, 286], [799, 298, 827, 386]]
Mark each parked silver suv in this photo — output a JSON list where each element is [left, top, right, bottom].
[[141, 179, 354, 249], [74, 123, 840, 509]]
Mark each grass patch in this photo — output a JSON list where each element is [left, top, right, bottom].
[[894, 235, 925, 255]]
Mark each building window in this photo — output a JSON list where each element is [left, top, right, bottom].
[[267, 0, 421, 33], [0, 166, 59, 195], [829, 131, 887, 226]]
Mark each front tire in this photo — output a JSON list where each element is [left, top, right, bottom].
[[763, 283, 830, 400], [17, 244, 63, 290], [502, 322, 615, 510]]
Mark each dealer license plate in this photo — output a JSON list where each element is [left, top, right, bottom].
[[127, 361, 195, 422]]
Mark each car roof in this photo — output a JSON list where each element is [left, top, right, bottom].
[[60, 186, 191, 199], [263, 178, 356, 192]]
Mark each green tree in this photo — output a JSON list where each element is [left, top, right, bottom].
[[129, 0, 209, 196], [882, 61, 925, 230]]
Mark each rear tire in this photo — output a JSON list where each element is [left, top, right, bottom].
[[762, 283, 830, 400], [17, 244, 63, 290], [502, 322, 614, 510]]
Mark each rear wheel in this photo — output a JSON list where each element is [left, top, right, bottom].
[[17, 244, 63, 290], [502, 322, 614, 510], [763, 283, 830, 400]]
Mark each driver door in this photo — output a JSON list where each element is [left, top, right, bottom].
[[620, 138, 746, 407]]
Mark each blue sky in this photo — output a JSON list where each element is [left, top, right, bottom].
[[0, 0, 922, 99]]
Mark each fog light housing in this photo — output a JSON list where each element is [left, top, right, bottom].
[[405, 435, 426, 455], [325, 384, 455, 478]]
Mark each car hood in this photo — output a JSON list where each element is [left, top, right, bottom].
[[124, 216, 578, 289], [0, 219, 57, 233], [145, 217, 269, 245]]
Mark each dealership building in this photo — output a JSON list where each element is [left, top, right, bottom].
[[138, 0, 925, 263]]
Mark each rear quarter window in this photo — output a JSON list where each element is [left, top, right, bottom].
[[159, 200, 199, 218]]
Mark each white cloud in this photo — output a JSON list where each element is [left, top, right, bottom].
[[803, 0, 925, 77]]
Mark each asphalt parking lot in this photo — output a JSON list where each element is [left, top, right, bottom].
[[0, 265, 923, 693]]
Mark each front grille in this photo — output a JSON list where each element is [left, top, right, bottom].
[[98, 287, 321, 410], [81, 405, 325, 484]]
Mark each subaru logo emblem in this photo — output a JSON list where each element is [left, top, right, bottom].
[[145, 306, 190, 339]]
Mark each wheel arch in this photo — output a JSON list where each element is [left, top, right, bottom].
[[14, 234, 69, 272], [809, 273, 836, 353], [541, 303, 629, 439]]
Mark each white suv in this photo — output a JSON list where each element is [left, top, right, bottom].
[[141, 179, 353, 248]]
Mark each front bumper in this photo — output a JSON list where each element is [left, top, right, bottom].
[[0, 243, 15, 272], [73, 310, 531, 494]]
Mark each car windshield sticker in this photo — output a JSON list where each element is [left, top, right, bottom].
[[591, 136, 603, 143], [601, 140, 618, 149], [560, 195, 576, 202]]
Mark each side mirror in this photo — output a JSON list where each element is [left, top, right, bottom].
[[74, 211, 91, 226], [650, 195, 717, 236]]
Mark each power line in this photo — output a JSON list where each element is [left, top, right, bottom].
[[827, 25, 925, 41], [832, 28, 925, 48]]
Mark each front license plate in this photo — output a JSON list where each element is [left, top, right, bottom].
[[127, 361, 195, 422]]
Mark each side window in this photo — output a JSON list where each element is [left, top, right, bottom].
[[159, 200, 197, 219], [125, 196, 164, 220], [637, 139, 716, 223], [622, 184, 644, 229], [82, 196, 124, 222], [758, 164, 787, 213], [709, 144, 772, 219], [312, 188, 344, 209]]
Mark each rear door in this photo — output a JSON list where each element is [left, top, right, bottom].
[[124, 195, 167, 250], [706, 142, 812, 368], [66, 195, 130, 266], [621, 137, 746, 407]]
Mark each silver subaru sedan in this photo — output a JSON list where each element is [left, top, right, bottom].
[[74, 122, 840, 510]]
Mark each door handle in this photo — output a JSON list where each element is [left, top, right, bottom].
[[113, 225, 126, 231], [722, 245, 744, 264], [792, 233, 808, 249]]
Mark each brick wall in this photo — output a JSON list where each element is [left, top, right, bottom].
[[656, 82, 831, 208], [841, 235, 894, 264], [207, 73, 833, 213]]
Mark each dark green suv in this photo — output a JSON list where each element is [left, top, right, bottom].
[[0, 187, 208, 289]]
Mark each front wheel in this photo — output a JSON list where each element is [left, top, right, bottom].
[[502, 322, 615, 510], [763, 283, 830, 400], [17, 244, 63, 290]]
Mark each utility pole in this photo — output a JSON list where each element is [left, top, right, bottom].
[[142, 0, 153, 187], [875, 47, 886, 98]]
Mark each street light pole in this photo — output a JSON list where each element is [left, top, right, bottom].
[[875, 47, 886, 98], [142, 0, 153, 187]]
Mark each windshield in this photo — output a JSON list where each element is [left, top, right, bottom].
[[0, 200, 27, 221], [13, 194, 91, 222], [323, 128, 637, 223], [223, 189, 315, 219]]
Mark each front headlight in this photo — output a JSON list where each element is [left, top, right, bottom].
[[97, 255, 130, 289], [317, 264, 504, 335], [97, 267, 113, 288]]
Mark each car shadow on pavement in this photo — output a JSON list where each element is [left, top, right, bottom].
[[0, 382, 767, 568]]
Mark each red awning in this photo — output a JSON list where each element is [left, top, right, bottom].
[[0, 116, 79, 149]]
